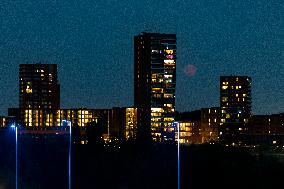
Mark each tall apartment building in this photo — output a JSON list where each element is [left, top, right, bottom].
[[220, 76, 252, 144], [134, 32, 176, 141], [19, 64, 60, 109], [19, 64, 60, 127]]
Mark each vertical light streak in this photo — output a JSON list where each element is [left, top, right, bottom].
[[69, 121, 72, 189], [177, 122, 180, 189], [15, 126, 18, 189]]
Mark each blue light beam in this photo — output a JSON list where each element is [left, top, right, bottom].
[[62, 120, 72, 189], [176, 122, 180, 189], [11, 124, 18, 189]]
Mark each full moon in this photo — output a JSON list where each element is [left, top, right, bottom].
[[184, 64, 197, 77]]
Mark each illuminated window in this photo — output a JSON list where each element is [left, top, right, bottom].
[[221, 119, 225, 123], [166, 54, 174, 59], [151, 108, 163, 113], [222, 97, 228, 102], [222, 82, 228, 85], [151, 112, 161, 117], [222, 86, 228, 90], [226, 114, 230, 118], [26, 88, 32, 93], [165, 79, 172, 83], [164, 94, 173, 98], [236, 94, 239, 97], [164, 60, 175, 64], [165, 49, 174, 54], [236, 86, 239, 89], [152, 88, 164, 93], [151, 50, 159, 53], [164, 117, 174, 122], [164, 74, 173, 78], [239, 86, 242, 89], [164, 104, 173, 108], [26, 83, 33, 93]]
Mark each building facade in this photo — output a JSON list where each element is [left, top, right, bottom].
[[125, 107, 137, 139], [249, 113, 284, 145], [201, 107, 220, 143], [19, 64, 60, 126], [13, 107, 137, 140], [220, 76, 252, 144], [134, 32, 177, 141], [19, 64, 60, 110], [22, 108, 98, 127], [0, 116, 8, 127]]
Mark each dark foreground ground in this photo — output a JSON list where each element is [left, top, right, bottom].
[[1, 131, 284, 189]]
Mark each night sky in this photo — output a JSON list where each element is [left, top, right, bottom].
[[0, 0, 283, 116]]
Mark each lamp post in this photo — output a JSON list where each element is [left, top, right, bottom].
[[11, 123, 18, 189], [173, 121, 180, 189], [62, 120, 72, 189], [177, 122, 180, 189]]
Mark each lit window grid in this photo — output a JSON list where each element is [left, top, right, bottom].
[[125, 108, 137, 139], [175, 122, 194, 144], [23, 109, 98, 127]]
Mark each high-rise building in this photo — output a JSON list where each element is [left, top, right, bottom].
[[19, 64, 60, 109], [134, 32, 176, 141], [19, 64, 60, 126], [220, 76, 252, 144]]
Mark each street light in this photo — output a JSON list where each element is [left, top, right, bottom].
[[10, 123, 18, 189], [172, 121, 180, 189], [62, 120, 72, 189]]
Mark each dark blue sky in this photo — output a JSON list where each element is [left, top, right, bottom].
[[0, 0, 283, 115]]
